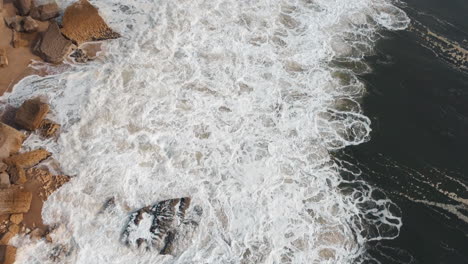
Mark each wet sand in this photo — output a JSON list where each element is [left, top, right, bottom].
[[0, 0, 49, 96]]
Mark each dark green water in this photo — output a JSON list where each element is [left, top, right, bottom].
[[343, 1, 468, 263]]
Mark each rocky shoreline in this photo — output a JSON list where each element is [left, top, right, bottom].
[[0, 0, 119, 263]]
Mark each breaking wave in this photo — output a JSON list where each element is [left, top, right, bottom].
[[2, 0, 409, 263]]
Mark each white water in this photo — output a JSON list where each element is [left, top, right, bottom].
[[1, 0, 409, 263]]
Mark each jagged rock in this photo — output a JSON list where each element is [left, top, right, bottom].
[[0, 123, 25, 160], [0, 190, 32, 215], [7, 165, 26, 184], [30, 0, 59, 21], [61, 0, 120, 44], [122, 197, 202, 255], [29, 228, 45, 239], [70, 49, 89, 63], [39, 119, 60, 138], [15, 0, 32, 15], [23, 16, 38, 32], [9, 214, 23, 225], [0, 48, 8, 68], [12, 31, 29, 48], [4, 149, 51, 169], [34, 22, 73, 63], [15, 98, 50, 130], [4, 16, 22, 31], [28, 168, 69, 199], [0, 173, 10, 189]]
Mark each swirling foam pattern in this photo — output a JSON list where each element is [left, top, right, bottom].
[[3, 0, 409, 263]]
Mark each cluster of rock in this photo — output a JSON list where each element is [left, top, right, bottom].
[[122, 198, 203, 256], [0, 98, 68, 264], [1, 0, 120, 66]]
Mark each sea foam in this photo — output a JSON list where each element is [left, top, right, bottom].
[[2, 0, 409, 263]]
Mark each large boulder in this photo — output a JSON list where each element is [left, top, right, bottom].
[[14, 98, 50, 130], [0, 190, 32, 215], [61, 0, 120, 44], [34, 22, 73, 63], [15, 0, 32, 15], [0, 123, 25, 160], [122, 197, 202, 255], [30, 0, 59, 21]]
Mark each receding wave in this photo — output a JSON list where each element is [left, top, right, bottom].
[[3, 0, 409, 263]]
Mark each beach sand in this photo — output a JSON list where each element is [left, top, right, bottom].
[[0, 0, 49, 96]]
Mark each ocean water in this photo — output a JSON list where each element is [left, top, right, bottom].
[[0, 0, 411, 263]]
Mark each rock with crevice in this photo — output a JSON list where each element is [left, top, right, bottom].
[[7, 165, 26, 184], [14, 98, 50, 131], [34, 22, 73, 63], [0, 123, 25, 160], [122, 197, 202, 255], [0, 48, 8, 68], [4, 149, 51, 169], [61, 0, 120, 44]]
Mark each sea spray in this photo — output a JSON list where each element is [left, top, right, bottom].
[[3, 0, 409, 263]]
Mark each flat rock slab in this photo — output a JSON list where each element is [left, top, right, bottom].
[[34, 22, 73, 63], [61, 0, 120, 44], [0, 190, 32, 215]]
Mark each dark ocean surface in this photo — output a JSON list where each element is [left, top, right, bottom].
[[343, 0, 468, 263]]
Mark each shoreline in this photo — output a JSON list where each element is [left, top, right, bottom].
[[0, 0, 119, 263]]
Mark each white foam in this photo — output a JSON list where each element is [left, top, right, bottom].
[[2, 0, 410, 263]]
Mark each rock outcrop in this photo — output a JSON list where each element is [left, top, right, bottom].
[[122, 198, 202, 255], [0, 123, 25, 160], [4, 149, 51, 168], [14, 98, 50, 130], [30, 0, 59, 21], [0, 190, 32, 214], [61, 0, 120, 44], [34, 22, 73, 63]]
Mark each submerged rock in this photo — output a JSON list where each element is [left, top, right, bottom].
[[15, 98, 50, 130], [61, 0, 120, 44], [34, 22, 73, 63], [122, 197, 202, 255]]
